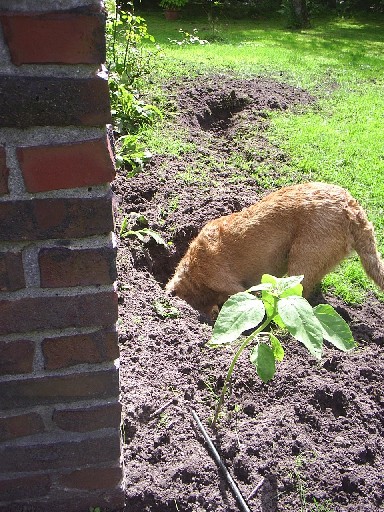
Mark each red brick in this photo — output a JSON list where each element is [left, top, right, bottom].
[[0, 194, 114, 242], [0, 433, 120, 472], [53, 402, 121, 432], [0, 339, 34, 375], [18, 137, 115, 193], [0, 12, 105, 65], [60, 466, 122, 490], [0, 475, 51, 501], [0, 146, 9, 195], [0, 368, 119, 410], [39, 246, 117, 288], [0, 76, 111, 128], [43, 328, 119, 370], [0, 251, 25, 291], [0, 412, 44, 442], [0, 291, 118, 335]]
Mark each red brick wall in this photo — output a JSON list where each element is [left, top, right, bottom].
[[0, 1, 123, 510]]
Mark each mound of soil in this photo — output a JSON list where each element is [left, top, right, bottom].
[[113, 76, 384, 511]]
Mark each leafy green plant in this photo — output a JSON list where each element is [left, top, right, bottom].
[[207, 274, 355, 427], [120, 214, 168, 247], [106, 4, 161, 89], [168, 194, 180, 212], [159, 0, 189, 10], [116, 134, 153, 175], [203, 373, 221, 403], [106, 1, 162, 173], [111, 86, 162, 136]]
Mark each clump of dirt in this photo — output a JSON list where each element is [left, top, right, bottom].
[[113, 75, 384, 511]]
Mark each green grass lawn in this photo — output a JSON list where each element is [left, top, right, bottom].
[[138, 11, 384, 302]]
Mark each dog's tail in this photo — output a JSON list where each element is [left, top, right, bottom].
[[350, 201, 384, 291]]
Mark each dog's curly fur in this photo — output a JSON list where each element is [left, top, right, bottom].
[[166, 182, 384, 315]]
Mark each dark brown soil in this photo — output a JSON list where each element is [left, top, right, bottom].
[[113, 75, 384, 512]]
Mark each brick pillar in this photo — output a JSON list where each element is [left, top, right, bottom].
[[0, 1, 124, 511]]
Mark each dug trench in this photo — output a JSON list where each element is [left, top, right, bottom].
[[113, 76, 384, 511]]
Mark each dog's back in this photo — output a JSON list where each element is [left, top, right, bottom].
[[166, 182, 384, 314]]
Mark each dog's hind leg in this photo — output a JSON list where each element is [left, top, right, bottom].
[[287, 237, 348, 298]]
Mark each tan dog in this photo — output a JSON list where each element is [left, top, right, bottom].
[[166, 182, 384, 315]]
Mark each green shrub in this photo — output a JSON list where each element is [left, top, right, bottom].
[[106, 1, 162, 172]]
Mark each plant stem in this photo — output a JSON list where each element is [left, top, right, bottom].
[[212, 311, 274, 428], [112, 2, 118, 66]]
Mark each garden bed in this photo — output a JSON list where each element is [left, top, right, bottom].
[[113, 75, 384, 512]]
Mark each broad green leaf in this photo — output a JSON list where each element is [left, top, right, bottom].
[[262, 289, 276, 319], [313, 304, 356, 352], [274, 275, 304, 296], [261, 274, 278, 286], [119, 217, 129, 236], [208, 292, 265, 347], [141, 228, 168, 248], [270, 333, 285, 362], [277, 296, 323, 360], [134, 231, 146, 242], [261, 274, 304, 297], [280, 283, 303, 298], [250, 342, 276, 383], [247, 283, 273, 293]]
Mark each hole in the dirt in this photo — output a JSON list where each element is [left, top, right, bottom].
[[312, 388, 348, 417], [196, 91, 251, 131], [154, 433, 170, 447], [148, 225, 200, 285], [323, 356, 341, 372], [135, 403, 155, 423], [148, 447, 167, 464], [148, 194, 248, 285], [341, 474, 364, 495], [355, 445, 375, 465], [233, 458, 252, 484], [243, 402, 256, 417], [172, 467, 199, 484]]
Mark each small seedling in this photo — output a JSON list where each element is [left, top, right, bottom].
[[158, 412, 170, 428], [293, 454, 309, 512], [203, 374, 221, 403], [168, 194, 180, 212], [207, 274, 356, 427], [290, 454, 335, 512], [120, 214, 168, 248], [153, 299, 179, 318]]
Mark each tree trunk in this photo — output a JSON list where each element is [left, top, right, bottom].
[[292, 0, 310, 28]]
